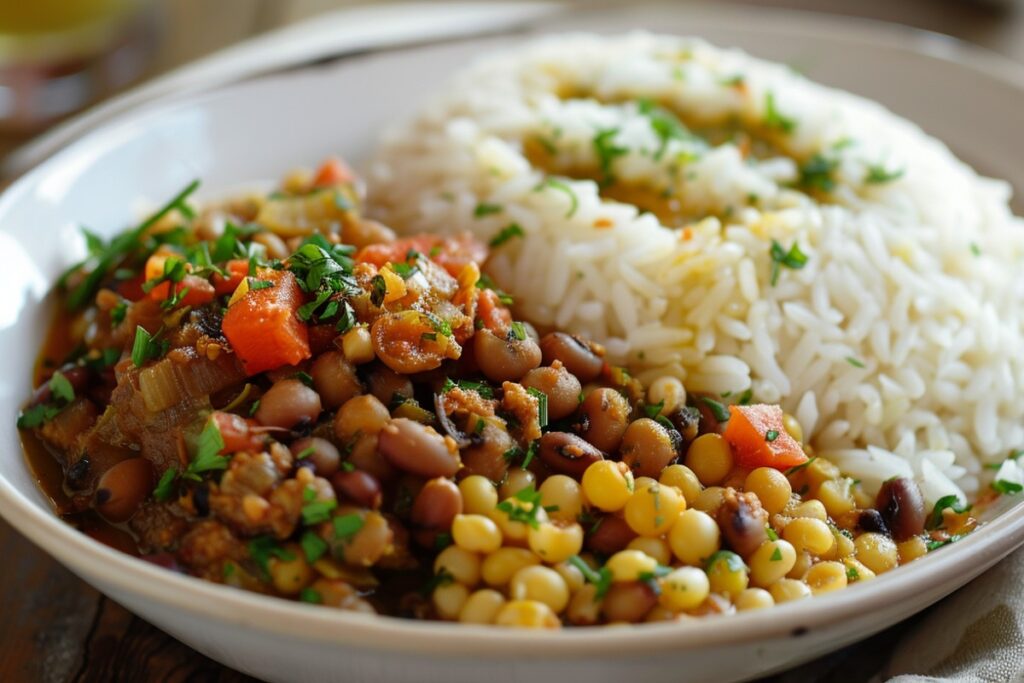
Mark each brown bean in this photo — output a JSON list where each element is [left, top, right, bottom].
[[345, 434, 397, 482], [538, 432, 604, 478], [717, 490, 768, 558], [338, 510, 393, 567], [378, 418, 460, 478], [601, 581, 658, 623], [311, 351, 363, 410], [585, 514, 637, 556], [366, 365, 414, 406], [331, 470, 383, 509], [333, 394, 391, 444], [520, 364, 583, 421], [665, 405, 701, 444], [411, 477, 463, 530], [255, 379, 322, 429], [875, 477, 926, 541], [539, 332, 603, 383], [95, 458, 154, 523], [579, 388, 630, 452], [460, 423, 514, 483], [619, 418, 679, 479], [473, 328, 541, 383], [290, 437, 340, 476]]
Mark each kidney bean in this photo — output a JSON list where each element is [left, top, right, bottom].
[[290, 437, 340, 476], [538, 432, 604, 478], [473, 329, 541, 383], [875, 477, 926, 541], [378, 418, 460, 478], [411, 477, 463, 530], [539, 332, 604, 383], [520, 364, 583, 421], [255, 379, 322, 429], [95, 458, 154, 523], [331, 470, 383, 509], [601, 581, 658, 623], [585, 514, 637, 556]]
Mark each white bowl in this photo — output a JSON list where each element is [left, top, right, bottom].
[[2, 5, 1024, 682]]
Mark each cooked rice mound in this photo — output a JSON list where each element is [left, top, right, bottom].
[[368, 33, 1024, 498]]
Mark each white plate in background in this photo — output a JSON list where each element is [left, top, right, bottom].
[[1, 4, 1023, 682]]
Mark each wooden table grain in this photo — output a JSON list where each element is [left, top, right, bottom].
[[2, 1, 1022, 681]]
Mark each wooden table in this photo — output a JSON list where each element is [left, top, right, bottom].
[[2, 0, 1022, 680]]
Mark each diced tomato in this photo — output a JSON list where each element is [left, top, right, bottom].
[[723, 404, 808, 470], [116, 272, 147, 301], [356, 233, 487, 278], [476, 288, 512, 335], [210, 411, 263, 453], [311, 157, 355, 188], [143, 253, 215, 307], [212, 260, 250, 295], [221, 268, 311, 375]]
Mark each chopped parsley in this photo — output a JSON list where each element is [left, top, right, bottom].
[[535, 177, 579, 218], [521, 440, 539, 469], [300, 530, 329, 564], [766, 526, 779, 541], [474, 202, 503, 218], [527, 387, 549, 428], [636, 98, 693, 161], [248, 536, 295, 576], [769, 240, 809, 286], [928, 494, 971, 530], [476, 273, 514, 305], [332, 513, 364, 540], [110, 301, 128, 325], [799, 154, 839, 192], [846, 565, 859, 581], [865, 165, 904, 184], [442, 377, 495, 399], [61, 179, 200, 311], [291, 371, 314, 388], [299, 587, 322, 604], [642, 401, 665, 419], [390, 262, 418, 279], [765, 429, 779, 442], [288, 235, 359, 323], [153, 467, 178, 502], [509, 321, 527, 341], [970, 242, 981, 257], [737, 388, 754, 406], [785, 456, 817, 475], [495, 484, 545, 529], [593, 128, 628, 186], [301, 492, 338, 526], [369, 274, 387, 307], [705, 550, 747, 574], [699, 397, 730, 423], [926, 534, 967, 552], [489, 223, 525, 248], [420, 568, 455, 596], [846, 357, 865, 369], [130, 325, 168, 367], [182, 416, 229, 481], [992, 479, 1023, 495], [568, 555, 613, 600], [770, 547, 783, 562], [763, 92, 796, 133]]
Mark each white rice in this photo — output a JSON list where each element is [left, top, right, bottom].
[[367, 33, 1024, 503]]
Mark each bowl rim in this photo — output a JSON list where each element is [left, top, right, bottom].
[[3, 1, 1024, 657]]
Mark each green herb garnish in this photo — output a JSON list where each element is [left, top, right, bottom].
[[769, 240, 809, 286], [489, 223, 525, 248]]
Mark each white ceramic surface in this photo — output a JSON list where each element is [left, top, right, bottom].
[[2, 5, 1024, 683]]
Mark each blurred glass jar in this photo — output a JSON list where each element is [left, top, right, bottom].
[[0, 0, 159, 132]]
